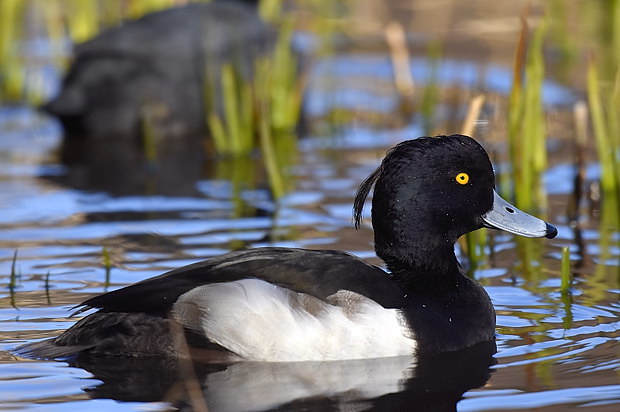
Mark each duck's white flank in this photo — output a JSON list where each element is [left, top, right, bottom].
[[171, 278, 416, 361]]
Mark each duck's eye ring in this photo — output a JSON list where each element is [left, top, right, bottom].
[[455, 172, 470, 185]]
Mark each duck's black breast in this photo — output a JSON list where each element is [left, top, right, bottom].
[[400, 275, 496, 354], [81, 247, 407, 315]]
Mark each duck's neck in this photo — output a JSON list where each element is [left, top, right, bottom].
[[377, 242, 464, 290]]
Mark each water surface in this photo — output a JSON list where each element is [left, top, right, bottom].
[[0, 18, 619, 412]]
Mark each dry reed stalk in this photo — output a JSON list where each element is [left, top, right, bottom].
[[385, 22, 415, 98], [568, 100, 588, 222], [461, 94, 486, 137]]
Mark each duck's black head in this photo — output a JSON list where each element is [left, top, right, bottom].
[[354, 134, 556, 276]]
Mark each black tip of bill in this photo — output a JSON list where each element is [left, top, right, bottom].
[[482, 191, 558, 239], [545, 222, 558, 239]]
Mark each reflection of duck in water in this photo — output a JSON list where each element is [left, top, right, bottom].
[[77, 341, 496, 411], [45, 0, 270, 140], [18, 135, 556, 363]]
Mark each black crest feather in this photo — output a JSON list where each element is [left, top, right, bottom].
[[353, 166, 382, 229]]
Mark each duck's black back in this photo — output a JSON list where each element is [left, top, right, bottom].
[[81, 247, 406, 315]]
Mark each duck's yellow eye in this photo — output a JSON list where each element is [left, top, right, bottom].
[[455, 172, 470, 185]]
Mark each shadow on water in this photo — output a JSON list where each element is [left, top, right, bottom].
[[47, 135, 286, 198], [69, 341, 496, 411], [50, 134, 207, 196]]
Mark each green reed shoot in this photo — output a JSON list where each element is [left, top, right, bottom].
[[258, 25, 302, 197], [259, 0, 284, 22], [587, 60, 620, 196], [461, 95, 488, 272], [508, 16, 547, 212], [255, 56, 292, 199], [420, 41, 442, 135], [202, 13, 301, 197], [0, 0, 25, 103], [0, 0, 20, 68], [227, 65, 254, 155], [205, 63, 255, 156], [65, 0, 99, 43], [547, 0, 578, 82], [204, 15, 301, 148], [267, 16, 303, 134], [259, 97, 286, 199], [577, 0, 620, 300], [102, 246, 112, 287], [560, 246, 571, 294]]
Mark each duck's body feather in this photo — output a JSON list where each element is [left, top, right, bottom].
[[173, 278, 415, 361], [82, 248, 406, 314]]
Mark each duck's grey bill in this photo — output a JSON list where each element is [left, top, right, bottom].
[[482, 191, 557, 239]]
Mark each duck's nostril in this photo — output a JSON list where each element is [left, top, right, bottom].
[[505, 207, 515, 214]]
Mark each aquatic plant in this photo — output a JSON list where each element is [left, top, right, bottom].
[[102, 246, 112, 288], [507, 15, 547, 213], [264, 16, 304, 135], [419, 41, 442, 135], [580, 1, 620, 298], [205, 63, 255, 157], [259, 0, 284, 22], [587, 61, 620, 196], [560, 246, 571, 294], [1, 0, 208, 103], [0, 0, 305, 199], [0, 0, 19, 64], [546, 0, 578, 82], [543, 0, 619, 299], [203, 15, 301, 197], [0, 0, 25, 103], [460, 95, 488, 272], [65, 0, 99, 43], [592, 1, 619, 274]]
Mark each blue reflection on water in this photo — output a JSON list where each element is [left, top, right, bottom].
[[306, 55, 576, 116]]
